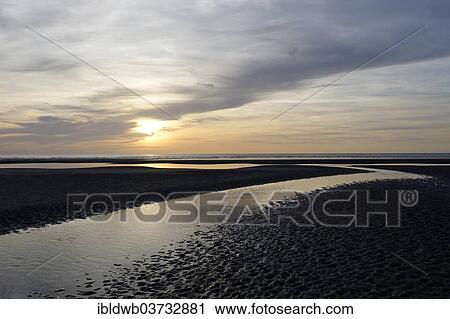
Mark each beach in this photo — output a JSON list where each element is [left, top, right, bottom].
[[95, 168, 450, 298], [0, 164, 359, 235], [0, 163, 449, 298]]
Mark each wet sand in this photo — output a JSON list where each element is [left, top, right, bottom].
[[0, 165, 359, 235], [355, 165, 450, 179], [2, 165, 449, 298], [91, 175, 450, 298]]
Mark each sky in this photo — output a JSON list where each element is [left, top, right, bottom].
[[1, 0, 450, 155]]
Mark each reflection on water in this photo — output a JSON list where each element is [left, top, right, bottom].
[[0, 163, 259, 170], [135, 163, 259, 169], [0, 169, 424, 298]]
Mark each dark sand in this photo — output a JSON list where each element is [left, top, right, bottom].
[[4, 164, 449, 298], [68, 169, 449, 299], [355, 165, 450, 180], [0, 165, 359, 235]]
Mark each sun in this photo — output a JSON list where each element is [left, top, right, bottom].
[[132, 119, 165, 136]]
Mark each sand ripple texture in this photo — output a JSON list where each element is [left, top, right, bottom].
[[55, 178, 450, 298]]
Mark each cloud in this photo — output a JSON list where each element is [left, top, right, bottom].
[[125, 0, 450, 119], [0, 115, 144, 144], [7, 58, 79, 73], [1, 0, 450, 153]]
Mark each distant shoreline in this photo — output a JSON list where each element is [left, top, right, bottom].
[[1, 156, 450, 165]]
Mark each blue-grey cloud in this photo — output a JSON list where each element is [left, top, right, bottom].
[[0, 115, 144, 144], [125, 0, 450, 119]]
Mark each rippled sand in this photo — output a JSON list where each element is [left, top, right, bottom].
[[78, 178, 449, 298]]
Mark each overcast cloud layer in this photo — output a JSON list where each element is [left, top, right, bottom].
[[0, 0, 449, 154]]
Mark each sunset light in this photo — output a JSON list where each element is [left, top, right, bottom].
[[132, 119, 165, 136]]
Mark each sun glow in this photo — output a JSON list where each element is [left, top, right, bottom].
[[132, 119, 165, 136]]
